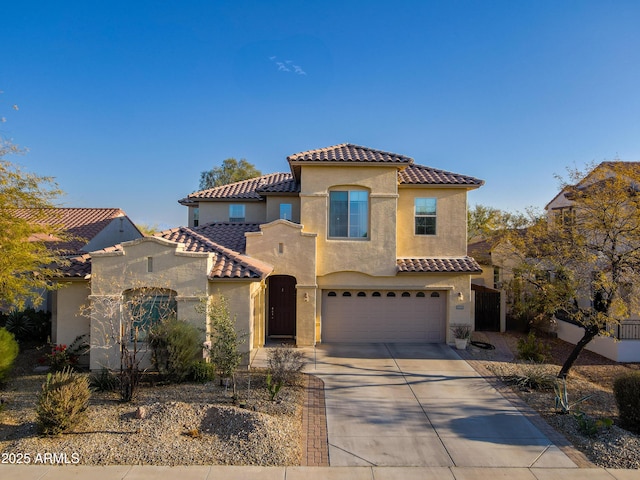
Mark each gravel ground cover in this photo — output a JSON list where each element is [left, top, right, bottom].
[[469, 331, 640, 469], [0, 346, 303, 466]]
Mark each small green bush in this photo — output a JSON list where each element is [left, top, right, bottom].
[[613, 372, 640, 434], [517, 331, 549, 363], [0, 328, 19, 384], [574, 411, 613, 437], [148, 319, 202, 383], [189, 361, 217, 383], [267, 345, 305, 385], [36, 368, 91, 435], [89, 368, 118, 392], [266, 372, 283, 401]]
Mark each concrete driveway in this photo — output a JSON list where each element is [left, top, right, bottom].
[[309, 343, 578, 468]]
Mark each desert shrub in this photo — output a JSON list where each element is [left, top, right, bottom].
[[1, 308, 51, 343], [148, 319, 202, 383], [266, 372, 283, 401], [0, 328, 19, 384], [267, 345, 305, 385], [613, 372, 640, 434], [89, 368, 118, 392], [517, 331, 549, 363], [189, 361, 217, 383], [36, 368, 91, 435], [507, 362, 556, 391]]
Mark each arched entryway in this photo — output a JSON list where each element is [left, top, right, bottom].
[[267, 275, 297, 338]]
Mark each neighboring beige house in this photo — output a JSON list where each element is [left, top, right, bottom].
[[545, 162, 640, 362], [11, 208, 143, 346], [69, 144, 484, 369]]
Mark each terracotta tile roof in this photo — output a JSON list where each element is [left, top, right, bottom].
[[12, 208, 132, 253], [180, 173, 295, 203], [154, 225, 271, 279], [256, 177, 300, 194], [159, 223, 261, 253], [54, 254, 92, 278], [397, 257, 482, 273], [287, 143, 413, 164], [399, 164, 484, 186]]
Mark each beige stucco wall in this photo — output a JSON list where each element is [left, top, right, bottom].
[[197, 201, 266, 224], [397, 187, 468, 257], [52, 280, 91, 349], [89, 237, 212, 370], [471, 264, 494, 287], [299, 165, 398, 276], [265, 196, 300, 223], [208, 281, 261, 364], [246, 220, 318, 346]]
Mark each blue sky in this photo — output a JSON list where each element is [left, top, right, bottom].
[[2, 1, 640, 229]]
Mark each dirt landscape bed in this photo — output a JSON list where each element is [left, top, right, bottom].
[[0, 346, 304, 466], [469, 331, 640, 469]]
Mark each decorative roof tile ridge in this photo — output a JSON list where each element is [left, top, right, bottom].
[[287, 143, 414, 163], [187, 172, 291, 197]]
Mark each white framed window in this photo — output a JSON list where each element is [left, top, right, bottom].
[[280, 203, 292, 221], [415, 198, 437, 235], [329, 190, 368, 238], [229, 204, 245, 222]]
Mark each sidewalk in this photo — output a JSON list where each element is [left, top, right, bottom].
[[2, 464, 640, 479]]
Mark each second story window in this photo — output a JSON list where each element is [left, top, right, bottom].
[[329, 190, 368, 238], [415, 198, 437, 235], [280, 203, 292, 221], [193, 207, 199, 227], [554, 207, 575, 227], [229, 204, 245, 222]]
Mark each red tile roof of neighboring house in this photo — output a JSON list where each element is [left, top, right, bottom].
[[287, 143, 413, 164], [467, 239, 493, 265], [397, 257, 482, 273], [399, 164, 484, 187], [12, 208, 134, 253], [180, 173, 294, 203]]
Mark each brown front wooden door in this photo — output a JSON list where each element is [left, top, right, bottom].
[[268, 275, 297, 337]]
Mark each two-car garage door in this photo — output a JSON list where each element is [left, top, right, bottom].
[[321, 290, 446, 343]]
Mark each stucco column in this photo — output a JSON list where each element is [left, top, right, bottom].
[[296, 285, 317, 346]]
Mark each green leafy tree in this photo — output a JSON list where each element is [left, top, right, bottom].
[[199, 158, 261, 190], [467, 204, 531, 240], [205, 294, 246, 398], [507, 162, 640, 378], [0, 101, 66, 309]]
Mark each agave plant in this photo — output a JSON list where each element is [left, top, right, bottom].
[[4, 310, 34, 340]]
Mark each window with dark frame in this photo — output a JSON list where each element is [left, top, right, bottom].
[[329, 190, 368, 238]]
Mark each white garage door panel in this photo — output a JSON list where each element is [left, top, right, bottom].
[[322, 291, 446, 343]]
